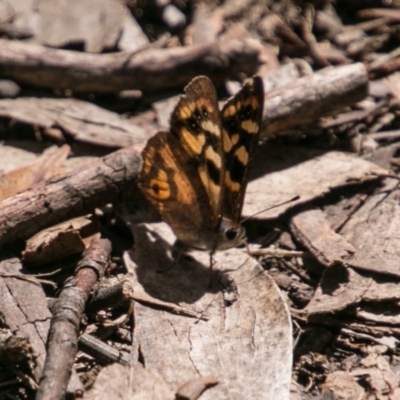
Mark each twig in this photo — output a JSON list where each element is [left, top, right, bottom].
[[0, 38, 261, 94], [36, 238, 111, 400], [0, 145, 141, 247]]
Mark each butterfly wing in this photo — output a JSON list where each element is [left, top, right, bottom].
[[138, 76, 226, 249], [169, 76, 224, 222], [138, 130, 219, 249], [221, 77, 264, 223]]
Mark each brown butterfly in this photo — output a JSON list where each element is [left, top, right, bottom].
[[138, 76, 264, 253]]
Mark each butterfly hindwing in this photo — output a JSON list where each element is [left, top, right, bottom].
[[221, 77, 264, 223], [169, 76, 224, 219]]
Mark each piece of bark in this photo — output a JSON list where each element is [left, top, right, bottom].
[[358, 8, 400, 22], [37, 238, 111, 400], [353, 355, 400, 398], [129, 221, 293, 399], [304, 265, 373, 316], [323, 190, 369, 234], [0, 38, 261, 93], [301, 4, 331, 68], [0, 79, 20, 97], [340, 177, 400, 277], [263, 63, 368, 138], [0, 144, 142, 247], [290, 208, 356, 267], [0, 257, 52, 381], [356, 306, 400, 326], [189, 3, 220, 45], [176, 376, 219, 400], [0, 98, 148, 148], [22, 215, 97, 266], [314, 7, 345, 38], [78, 333, 130, 366], [319, 99, 388, 130], [305, 263, 400, 317], [322, 371, 365, 400], [0, 330, 33, 367], [85, 281, 128, 313], [11, 0, 148, 53], [341, 328, 398, 350], [259, 60, 312, 93], [309, 314, 400, 337], [244, 147, 386, 220]]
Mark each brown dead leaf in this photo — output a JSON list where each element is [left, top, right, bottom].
[[176, 376, 219, 400], [322, 371, 364, 399], [22, 215, 97, 266], [353, 354, 400, 398], [290, 208, 356, 267], [0, 145, 70, 200]]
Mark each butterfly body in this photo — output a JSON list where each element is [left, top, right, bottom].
[[138, 76, 264, 252]]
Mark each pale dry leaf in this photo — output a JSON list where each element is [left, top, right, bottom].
[[0, 98, 148, 148], [341, 178, 400, 277], [244, 148, 386, 219], [84, 363, 174, 400], [127, 221, 292, 400], [11, 0, 148, 52]]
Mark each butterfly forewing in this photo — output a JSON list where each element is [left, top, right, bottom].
[[138, 131, 218, 249], [221, 77, 264, 222], [169, 76, 224, 219]]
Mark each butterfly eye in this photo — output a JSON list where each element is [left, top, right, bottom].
[[202, 108, 208, 118], [225, 228, 238, 241]]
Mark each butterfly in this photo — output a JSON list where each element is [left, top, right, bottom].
[[138, 76, 264, 253]]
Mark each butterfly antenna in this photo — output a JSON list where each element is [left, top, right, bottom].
[[241, 195, 300, 223]]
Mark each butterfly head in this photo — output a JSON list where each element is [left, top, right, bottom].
[[214, 217, 246, 250]]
